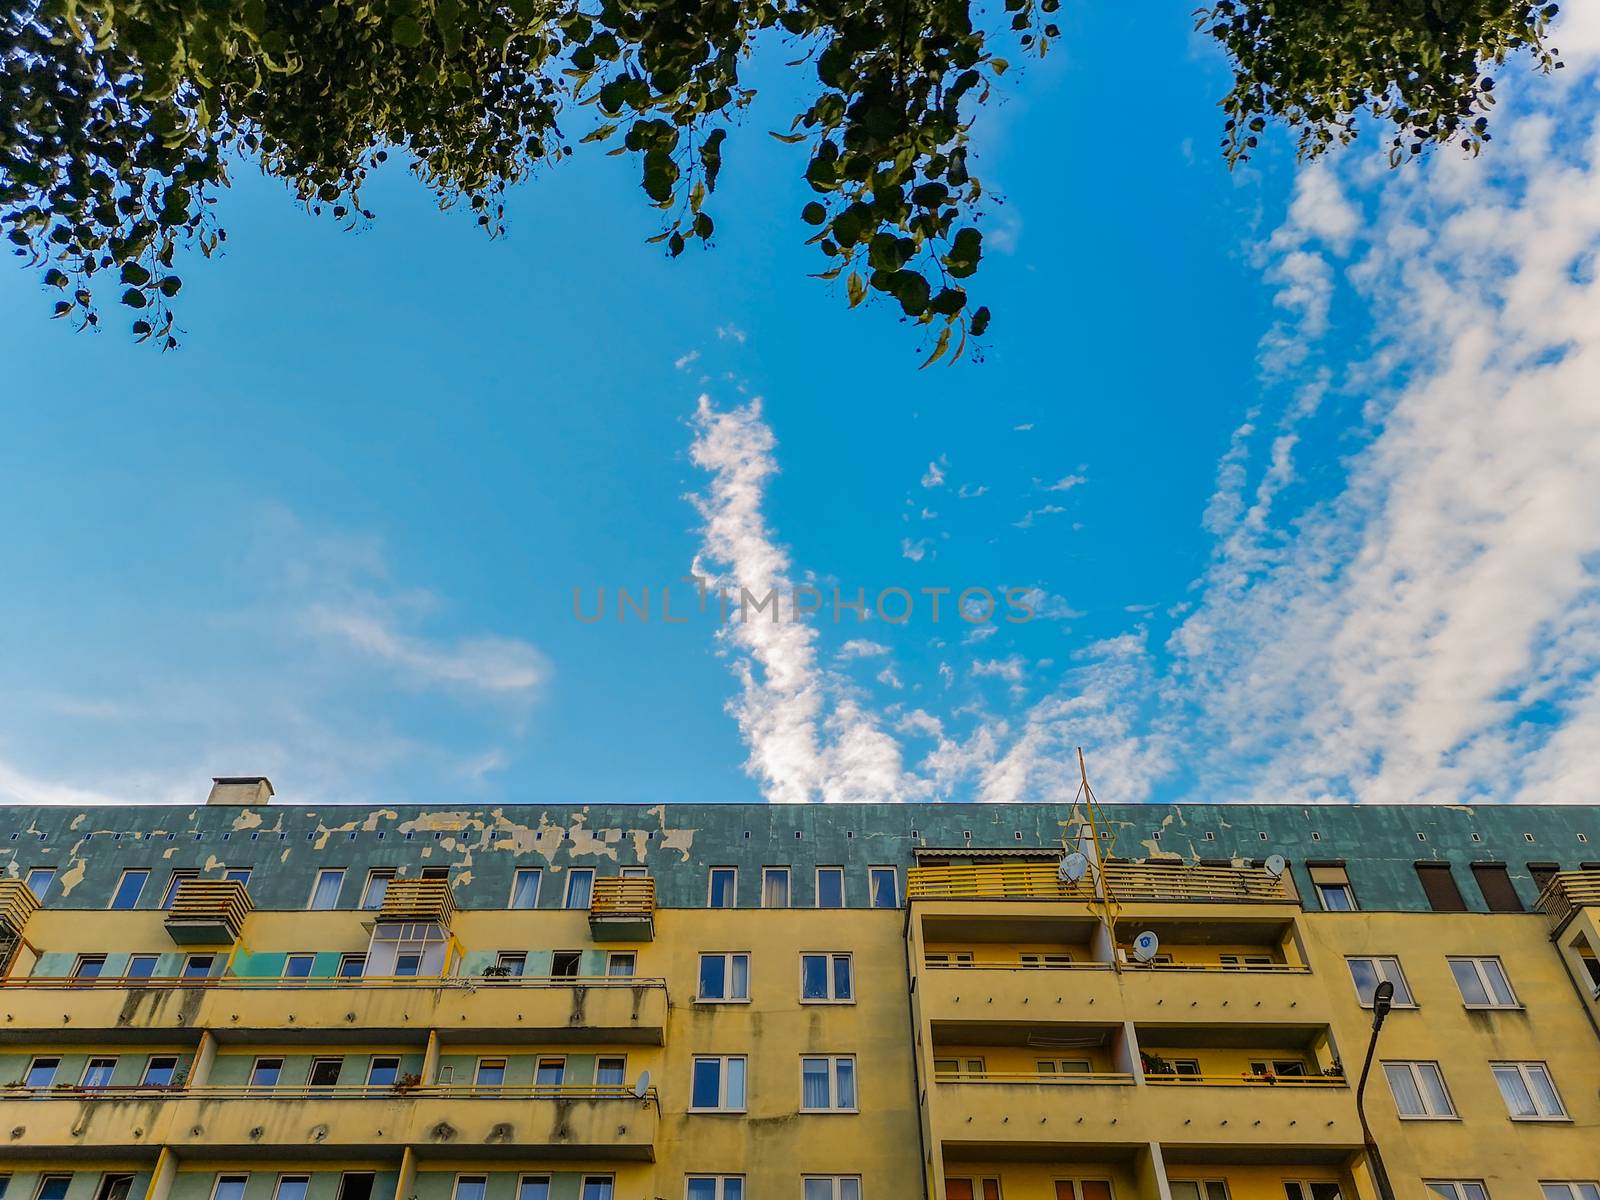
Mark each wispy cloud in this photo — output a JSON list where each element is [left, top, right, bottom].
[[838, 640, 891, 660], [921, 457, 947, 488], [1040, 473, 1087, 492], [900, 537, 930, 562], [302, 606, 547, 694]]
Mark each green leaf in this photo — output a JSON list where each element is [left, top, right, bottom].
[[120, 288, 147, 309], [392, 16, 425, 47], [120, 262, 151, 285], [801, 202, 827, 226], [920, 326, 952, 369], [847, 271, 866, 308], [158, 276, 182, 297]]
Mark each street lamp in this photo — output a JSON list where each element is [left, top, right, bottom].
[[1354, 978, 1397, 1200]]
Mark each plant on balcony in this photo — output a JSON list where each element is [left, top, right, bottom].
[[1246, 1070, 1277, 1084], [1321, 1058, 1344, 1078], [1139, 1051, 1175, 1076], [480, 964, 514, 979], [391, 1072, 423, 1094]]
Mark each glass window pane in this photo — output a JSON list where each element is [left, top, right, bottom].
[[1493, 1065, 1535, 1116], [802, 955, 828, 999], [804, 1183, 832, 1200], [1379, 959, 1412, 1005], [692, 1059, 721, 1108], [1418, 1064, 1452, 1115], [764, 870, 789, 907], [1384, 1064, 1424, 1115], [1424, 1188, 1457, 1200], [595, 1059, 625, 1086], [518, 1181, 550, 1200], [686, 1184, 718, 1200], [565, 871, 593, 908], [277, 1180, 310, 1200], [1482, 960, 1515, 1005], [730, 954, 749, 999], [1463, 1187, 1488, 1200], [802, 1059, 830, 1108], [700, 955, 725, 999], [1348, 960, 1378, 1004], [710, 870, 735, 907], [834, 955, 852, 998], [454, 1181, 487, 1200], [835, 1059, 856, 1108], [510, 870, 540, 909], [581, 1180, 612, 1200], [1527, 1065, 1561, 1115], [1451, 960, 1489, 1006], [726, 1057, 746, 1109], [818, 870, 844, 908], [838, 1181, 860, 1200], [724, 1182, 743, 1200], [1539, 1187, 1569, 1200], [871, 869, 897, 907]]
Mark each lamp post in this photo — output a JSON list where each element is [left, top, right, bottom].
[[1354, 978, 1397, 1200]]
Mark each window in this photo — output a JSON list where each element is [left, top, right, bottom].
[[580, 1181, 613, 1200], [80, 1058, 117, 1088], [337, 953, 366, 978], [142, 1057, 178, 1087], [945, 1183, 1002, 1200], [476, 1057, 507, 1087], [620, 866, 649, 879], [307, 1058, 342, 1092], [698, 952, 750, 1001], [308, 869, 345, 910], [336, 1176, 375, 1200], [519, 1179, 552, 1200], [551, 950, 582, 978], [250, 1057, 283, 1088], [926, 952, 974, 967], [24, 868, 55, 900], [536, 1057, 566, 1086], [801, 1055, 857, 1111], [211, 1178, 248, 1200], [453, 1177, 488, 1200], [1169, 1184, 1229, 1200], [223, 869, 252, 886], [126, 955, 159, 979], [934, 1057, 986, 1074], [360, 870, 395, 910], [687, 1179, 744, 1200], [35, 1180, 72, 1200], [801, 953, 853, 1002], [1022, 954, 1075, 968], [110, 869, 149, 910], [1426, 1185, 1488, 1200], [1415, 863, 1467, 912], [607, 952, 635, 977], [95, 1176, 135, 1200], [73, 954, 107, 979], [869, 866, 898, 908], [161, 870, 198, 908], [1541, 1186, 1600, 1200], [394, 952, 422, 977], [564, 869, 594, 909], [1346, 957, 1414, 1007], [275, 1178, 309, 1200], [1384, 1061, 1456, 1118], [708, 867, 738, 908], [1219, 954, 1273, 969], [763, 867, 791, 908], [1471, 863, 1524, 912], [1528, 862, 1562, 894], [1492, 1061, 1566, 1119], [509, 868, 542, 909], [366, 1057, 400, 1088], [802, 1178, 861, 1200], [283, 954, 316, 979], [181, 954, 215, 979], [1249, 1059, 1307, 1078], [493, 952, 527, 978], [1054, 1186, 1112, 1200], [1036, 1059, 1092, 1074], [1449, 957, 1517, 1008], [691, 1056, 748, 1111], [1282, 1187, 1342, 1200], [420, 867, 449, 881], [596, 1057, 626, 1087], [1313, 879, 1354, 910], [816, 867, 845, 908], [26, 1057, 60, 1088]]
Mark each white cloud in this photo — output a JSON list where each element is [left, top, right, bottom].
[[1013, 505, 1065, 529], [876, 667, 904, 690], [958, 483, 989, 499], [302, 606, 547, 694], [674, 350, 701, 370], [921, 457, 948, 488], [972, 656, 1027, 684], [838, 639, 891, 660], [1013, 423, 1034, 432], [1041, 473, 1087, 492], [716, 324, 747, 343], [901, 538, 929, 562]]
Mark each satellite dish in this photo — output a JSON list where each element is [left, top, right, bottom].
[[632, 1070, 651, 1099], [1264, 854, 1287, 879], [1058, 852, 1089, 883], [1131, 931, 1160, 963]]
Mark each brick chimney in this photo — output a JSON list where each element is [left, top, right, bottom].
[[206, 776, 274, 806]]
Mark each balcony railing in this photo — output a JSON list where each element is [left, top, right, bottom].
[[935, 1070, 1133, 1086], [923, 956, 1112, 971], [165, 880, 252, 944], [1536, 870, 1600, 932], [376, 878, 456, 925], [0, 880, 41, 938], [0, 972, 667, 990], [590, 876, 655, 941], [907, 861, 1290, 904], [1143, 1073, 1346, 1088], [0, 1082, 657, 1103]]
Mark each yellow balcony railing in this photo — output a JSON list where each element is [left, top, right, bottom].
[[0, 881, 41, 938], [935, 1070, 1134, 1086], [1537, 870, 1600, 932], [377, 878, 457, 925], [164, 880, 252, 944], [1144, 1073, 1346, 1087], [907, 861, 1289, 904]]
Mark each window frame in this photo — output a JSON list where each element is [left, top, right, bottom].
[[249, 1056, 284, 1089], [25, 1056, 61, 1088], [360, 869, 395, 910], [799, 1054, 858, 1112], [815, 866, 846, 908], [707, 866, 738, 909], [579, 1179, 614, 1200], [1316, 882, 1356, 911], [475, 1057, 508, 1087], [337, 953, 366, 978], [563, 868, 595, 909], [79, 1057, 118, 1088], [799, 952, 854, 1003], [1491, 1060, 1567, 1121], [800, 1177, 862, 1200], [1424, 1183, 1489, 1200], [868, 866, 898, 908], [33, 1178, 73, 1200], [1383, 1060, 1457, 1120], [208, 1176, 250, 1200], [517, 1177, 553, 1200], [307, 868, 346, 910], [282, 953, 316, 979], [161, 869, 198, 909], [1540, 1185, 1600, 1200], [1345, 956, 1416, 1008], [126, 954, 160, 980], [1448, 956, 1519, 1009], [109, 869, 149, 910], [606, 951, 636, 978], [24, 868, 55, 900], [685, 1178, 745, 1200], [272, 1176, 311, 1200], [142, 1056, 179, 1088], [689, 1054, 748, 1113], [181, 953, 215, 979], [697, 952, 751, 1003], [450, 1175, 489, 1200], [72, 953, 107, 979], [365, 1056, 401, 1088], [509, 867, 542, 909], [762, 866, 791, 908]]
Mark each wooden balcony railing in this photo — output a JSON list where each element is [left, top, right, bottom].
[[0, 880, 41, 938], [1536, 870, 1600, 932], [589, 876, 655, 941], [164, 880, 252, 944], [907, 861, 1290, 904], [377, 878, 457, 925]]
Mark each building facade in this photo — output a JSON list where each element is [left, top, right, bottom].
[[0, 780, 1598, 1200]]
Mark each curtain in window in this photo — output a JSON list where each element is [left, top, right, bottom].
[[833, 955, 852, 998], [565, 871, 593, 908], [802, 1058, 830, 1108], [834, 1058, 856, 1108], [730, 954, 749, 998], [510, 871, 540, 908], [802, 955, 828, 1000], [763, 871, 789, 907]]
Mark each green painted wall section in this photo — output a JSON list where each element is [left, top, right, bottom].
[[1, 800, 1595, 913], [167, 1173, 400, 1200], [0, 1051, 190, 1088], [411, 1172, 602, 1200], [0, 1173, 153, 1200], [207, 1053, 424, 1088]]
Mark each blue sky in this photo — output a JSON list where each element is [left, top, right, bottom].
[[2, 9, 1599, 809]]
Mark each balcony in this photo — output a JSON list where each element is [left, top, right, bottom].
[[590, 877, 654, 942], [1537, 870, 1600, 933], [0, 880, 40, 938], [0, 1083, 660, 1158], [164, 880, 253, 945], [908, 862, 1291, 906], [377, 878, 457, 926], [0, 974, 670, 1044]]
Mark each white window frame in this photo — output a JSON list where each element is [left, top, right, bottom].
[[517, 1177, 553, 1200], [475, 1057, 508, 1087], [868, 866, 898, 908], [815, 866, 846, 908], [685, 1178, 745, 1200], [800, 1054, 858, 1112], [1346, 956, 1415, 1008], [1491, 1060, 1567, 1120], [250, 1056, 284, 1089], [800, 952, 854, 1003], [360, 869, 395, 910], [79, 1057, 118, 1088], [689, 1055, 748, 1112], [181, 953, 215, 978], [337, 953, 366, 978], [579, 1180, 614, 1200], [1384, 1060, 1456, 1119], [142, 1056, 179, 1087], [24, 868, 55, 900], [26, 1056, 61, 1088], [707, 866, 738, 909], [273, 1176, 311, 1200], [451, 1176, 489, 1200], [109, 869, 149, 910], [1448, 956, 1519, 1009], [33, 1178, 74, 1200], [1425, 1184, 1489, 1200], [509, 867, 542, 909], [762, 866, 791, 908], [1540, 1185, 1600, 1200], [366, 1056, 401, 1087], [563, 868, 595, 909], [209, 1176, 250, 1200], [161, 870, 198, 909], [307, 868, 345, 910], [72, 953, 107, 979], [223, 868, 252, 887], [283, 953, 316, 979], [606, 952, 636, 977], [801, 1177, 862, 1200], [1168, 1183, 1229, 1200], [126, 954, 160, 979], [697, 952, 750, 1002], [1316, 882, 1356, 911]]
